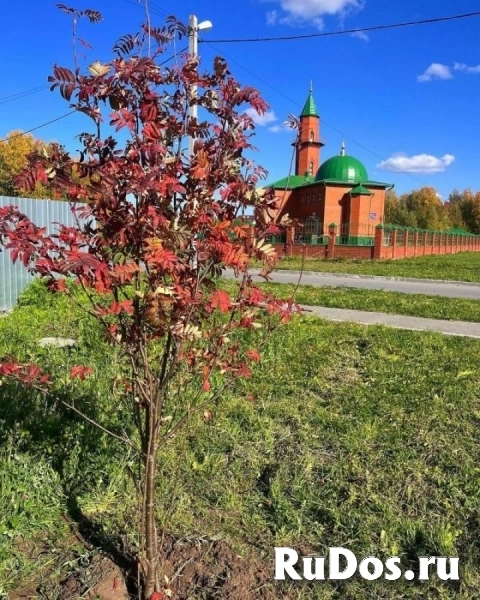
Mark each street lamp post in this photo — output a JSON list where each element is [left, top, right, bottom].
[[187, 14, 213, 157]]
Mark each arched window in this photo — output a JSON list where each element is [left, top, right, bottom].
[[310, 131, 314, 142], [309, 160, 314, 175]]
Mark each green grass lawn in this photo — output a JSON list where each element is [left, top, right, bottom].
[[221, 279, 480, 322], [2, 282, 480, 598], [270, 252, 480, 283]]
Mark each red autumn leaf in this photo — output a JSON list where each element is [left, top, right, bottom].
[[143, 121, 162, 140], [202, 365, 211, 391], [246, 349, 260, 362], [236, 363, 252, 379], [70, 366, 94, 380], [209, 289, 232, 313], [245, 287, 265, 305], [110, 299, 134, 314], [150, 593, 164, 600]]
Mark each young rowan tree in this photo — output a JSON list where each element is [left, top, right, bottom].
[[0, 10, 296, 598]]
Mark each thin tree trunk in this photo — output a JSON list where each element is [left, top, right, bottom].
[[144, 407, 159, 598]]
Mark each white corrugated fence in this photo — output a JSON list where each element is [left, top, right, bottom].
[[0, 196, 81, 311]]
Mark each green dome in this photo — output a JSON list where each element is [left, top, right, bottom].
[[315, 152, 368, 183]]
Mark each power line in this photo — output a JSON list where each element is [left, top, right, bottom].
[[35, 0, 448, 193], [0, 1, 170, 109], [0, 112, 75, 144], [0, 85, 49, 106], [0, 1, 171, 110], [125, 1, 459, 195], [206, 41, 448, 194], [0, 48, 182, 145], [205, 11, 480, 44]]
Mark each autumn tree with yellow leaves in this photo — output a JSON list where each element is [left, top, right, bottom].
[[0, 131, 53, 198]]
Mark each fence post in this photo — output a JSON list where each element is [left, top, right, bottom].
[[285, 226, 295, 257], [391, 227, 398, 259], [423, 231, 427, 255], [247, 225, 255, 253], [413, 230, 419, 257], [373, 225, 384, 260], [327, 223, 336, 259]]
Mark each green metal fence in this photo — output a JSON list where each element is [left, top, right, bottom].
[[335, 223, 375, 246], [294, 233, 329, 245], [265, 233, 286, 244]]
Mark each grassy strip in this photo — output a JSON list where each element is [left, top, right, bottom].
[[221, 279, 480, 322], [2, 281, 480, 597], [268, 252, 480, 282], [174, 319, 480, 598]]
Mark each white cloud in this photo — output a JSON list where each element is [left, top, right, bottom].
[[377, 153, 455, 174], [454, 62, 480, 74], [351, 30, 369, 41], [417, 63, 453, 82], [245, 108, 277, 126], [268, 123, 292, 133], [281, 0, 362, 17], [264, 0, 364, 29], [266, 10, 278, 25]]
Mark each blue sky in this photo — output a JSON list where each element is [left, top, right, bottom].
[[1, 0, 480, 197]]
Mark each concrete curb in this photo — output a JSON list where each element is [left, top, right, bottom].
[[299, 304, 480, 339], [271, 269, 480, 287]]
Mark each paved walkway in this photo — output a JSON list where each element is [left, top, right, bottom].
[[301, 305, 480, 339], [224, 269, 480, 300], [224, 269, 480, 338]]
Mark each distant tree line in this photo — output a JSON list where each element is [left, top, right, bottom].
[[0, 130, 89, 201], [2, 130, 480, 233], [0, 131, 53, 199], [384, 187, 480, 234]]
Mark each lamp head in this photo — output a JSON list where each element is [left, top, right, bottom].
[[197, 20, 213, 31]]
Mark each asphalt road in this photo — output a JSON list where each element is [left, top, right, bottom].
[[224, 269, 480, 300], [301, 305, 480, 339]]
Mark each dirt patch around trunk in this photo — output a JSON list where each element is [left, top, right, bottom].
[[9, 533, 301, 599]]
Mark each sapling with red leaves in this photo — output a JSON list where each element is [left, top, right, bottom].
[[0, 8, 297, 597]]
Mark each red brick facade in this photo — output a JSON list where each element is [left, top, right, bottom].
[[265, 90, 480, 260]]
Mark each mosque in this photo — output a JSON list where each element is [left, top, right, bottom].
[[268, 87, 394, 242]]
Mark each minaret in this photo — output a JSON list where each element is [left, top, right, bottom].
[[294, 83, 324, 177]]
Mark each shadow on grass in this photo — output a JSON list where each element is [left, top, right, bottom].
[[0, 379, 140, 597], [65, 495, 140, 598]]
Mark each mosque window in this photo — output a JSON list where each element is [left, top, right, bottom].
[[309, 160, 314, 175], [310, 131, 314, 142]]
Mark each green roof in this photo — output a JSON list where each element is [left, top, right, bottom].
[[316, 179, 394, 189], [301, 92, 318, 118], [267, 174, 315, 189], [349, 184, 372, 196], [447, 227, 471, 234], [316, 154, 368, 183]]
